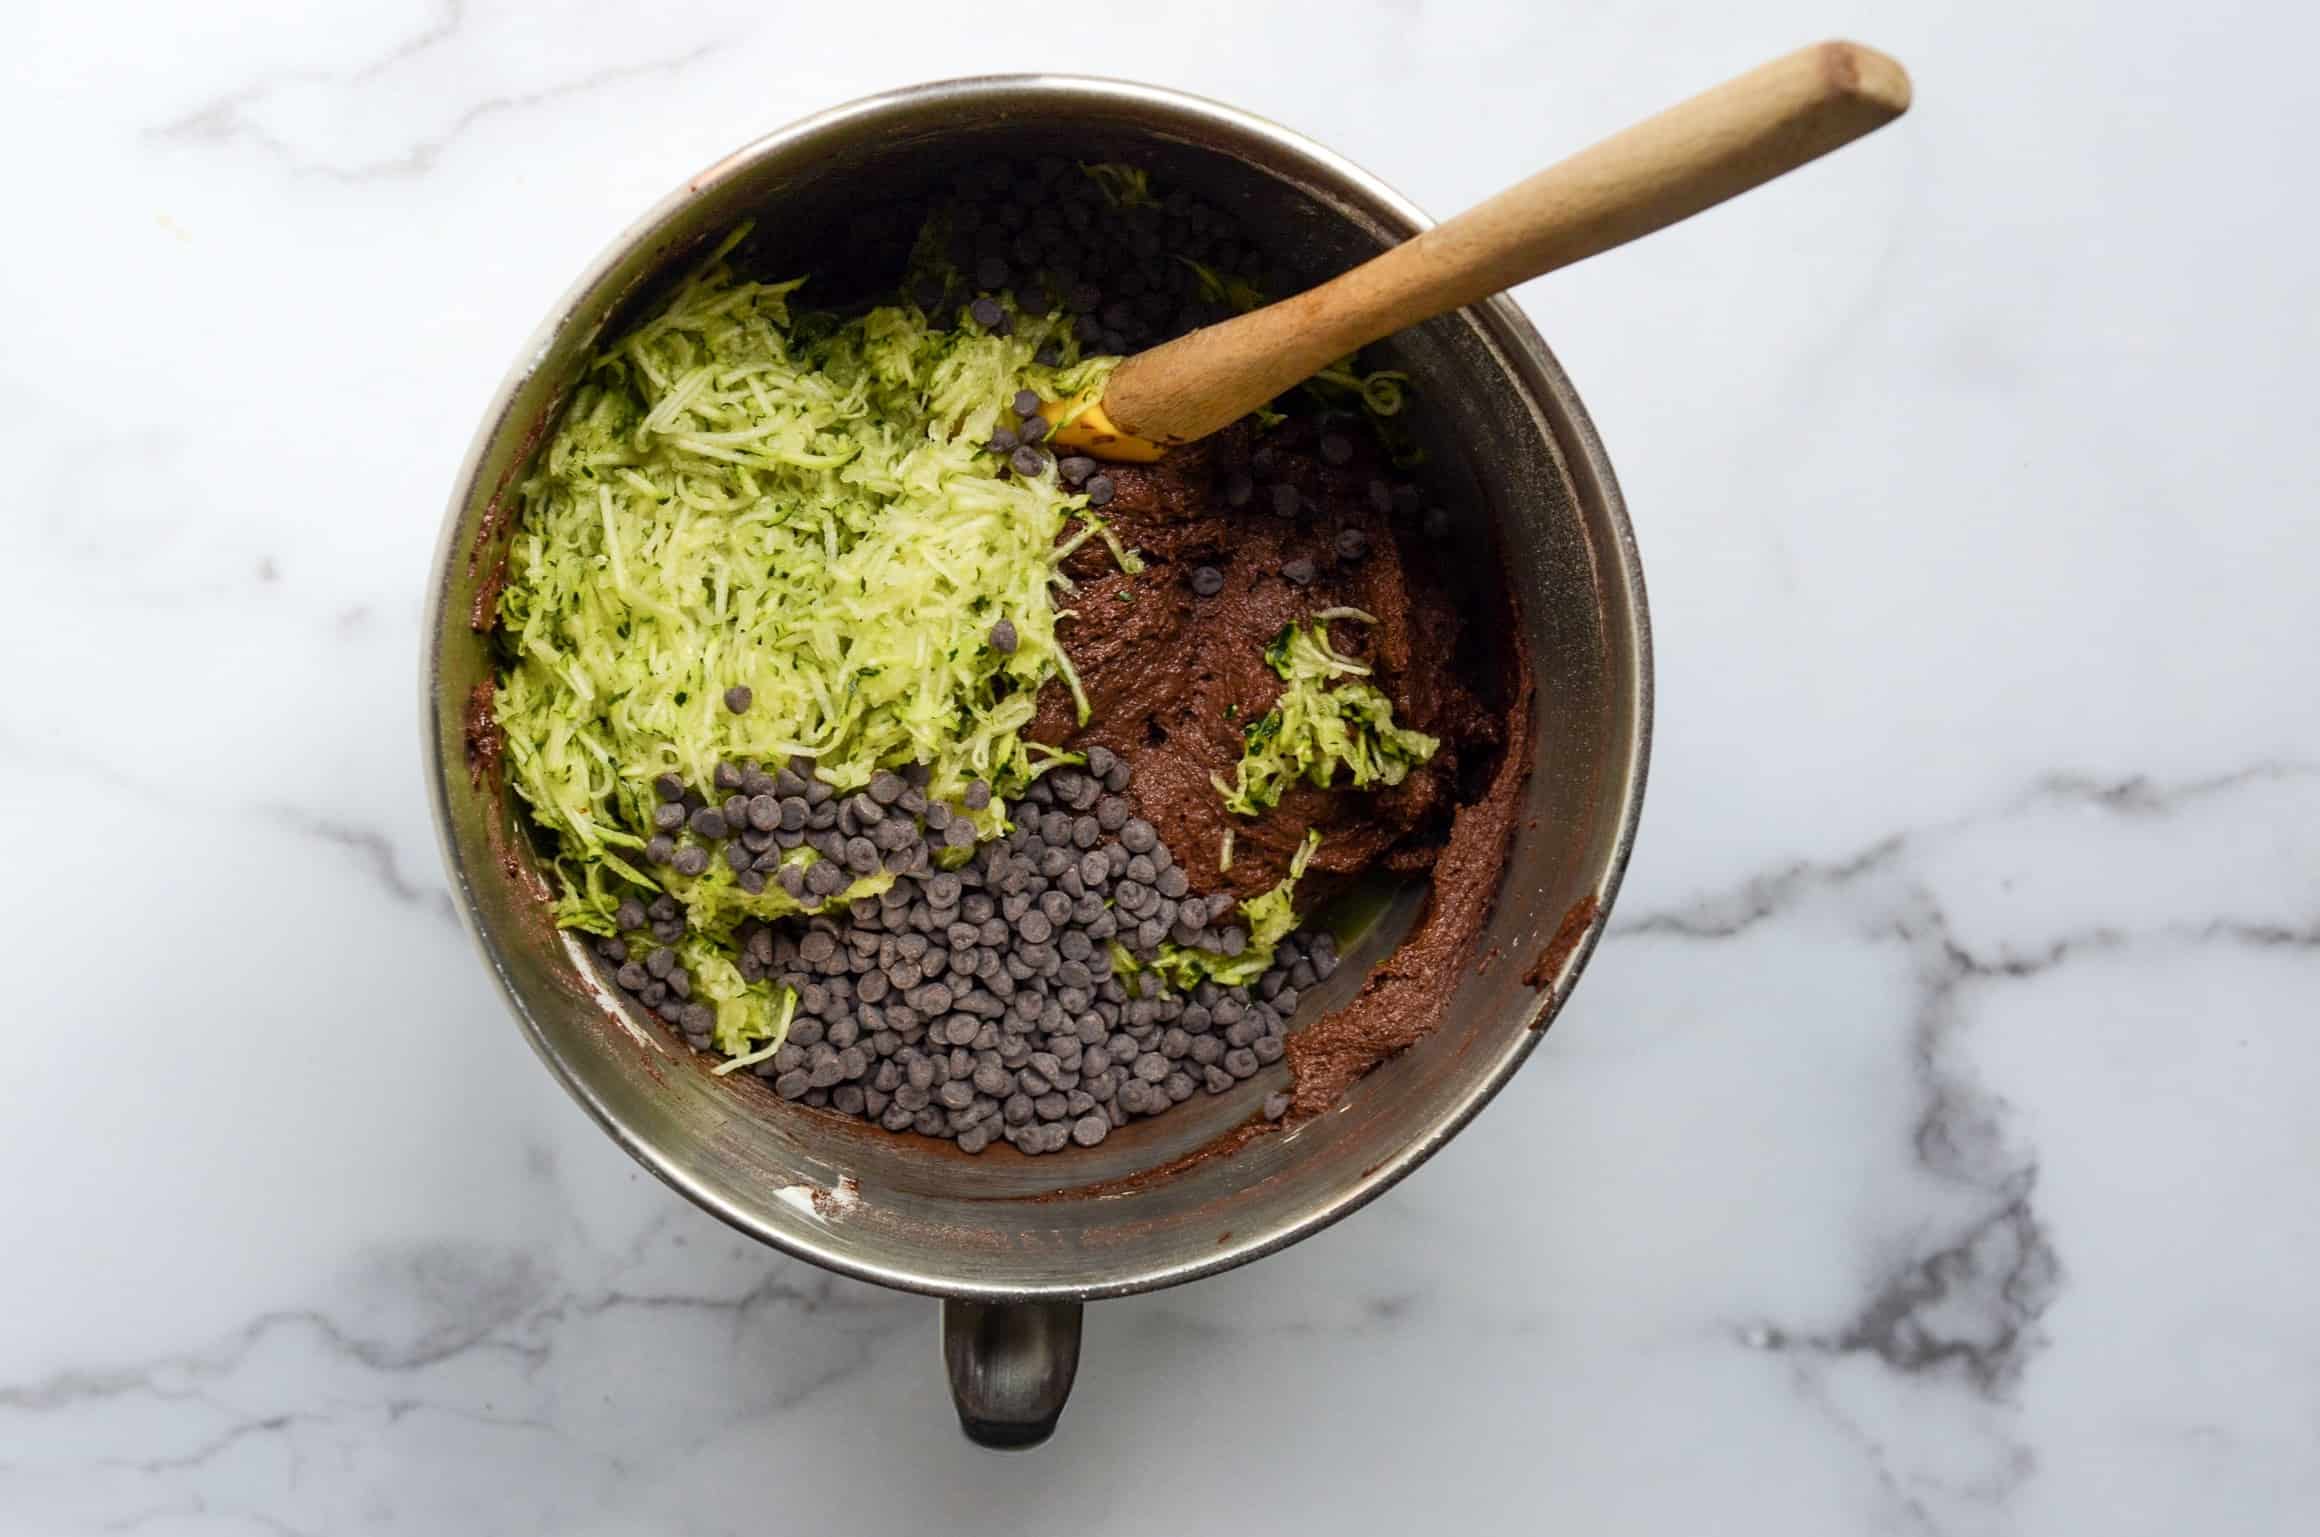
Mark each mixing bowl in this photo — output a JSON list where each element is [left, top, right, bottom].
[[423, 75, 1650, 1447]]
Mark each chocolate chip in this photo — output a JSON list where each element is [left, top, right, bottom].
[[724, 685, 753, 713]]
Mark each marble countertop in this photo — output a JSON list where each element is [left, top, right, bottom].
[[6, 2, 2315, 1531]]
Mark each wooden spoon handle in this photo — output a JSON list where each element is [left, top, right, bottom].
[[1098, 41, 1911, 447]]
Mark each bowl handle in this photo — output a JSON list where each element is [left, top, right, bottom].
[[941, 1298, 1084, 1449]]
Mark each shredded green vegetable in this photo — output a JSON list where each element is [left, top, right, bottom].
[[494, 226, 1121, 1059], [1308, 357, 1410, 418], [1080, 161, 1158, 208], [1174, 256, 1265, 314], [712, 983, 797, 1073], [1147, 829, 1323, 988], [1213, 621, 1440, 818]]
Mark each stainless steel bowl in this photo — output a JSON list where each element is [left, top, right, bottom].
[[423, 75, 1650, 1446]]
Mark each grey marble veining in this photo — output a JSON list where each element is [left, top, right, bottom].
[[4, 1, 2316, 1532]]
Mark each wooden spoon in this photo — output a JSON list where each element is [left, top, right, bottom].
[[1044, 40, 1911, 462]]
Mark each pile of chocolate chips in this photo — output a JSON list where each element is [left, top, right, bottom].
[[594, 747, 1338, 1154], [916, 154, 1281, 360]]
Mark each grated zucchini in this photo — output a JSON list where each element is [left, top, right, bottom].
[[1147, 829, 1323, 989], [1213, 621, 1440, 818]]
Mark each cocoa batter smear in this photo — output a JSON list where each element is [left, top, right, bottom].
[[1523, 893, 1601, 996], [463, 681, 503, 789]]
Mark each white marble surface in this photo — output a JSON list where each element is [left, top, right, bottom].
[[4, 1, 2316, 1531]]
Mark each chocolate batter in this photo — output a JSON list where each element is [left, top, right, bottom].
[[1034, 417, 1530, 1120], [1033, 421, 1506, 895]]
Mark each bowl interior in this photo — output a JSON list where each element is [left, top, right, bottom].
[[426, 78, 1648, 1300]]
